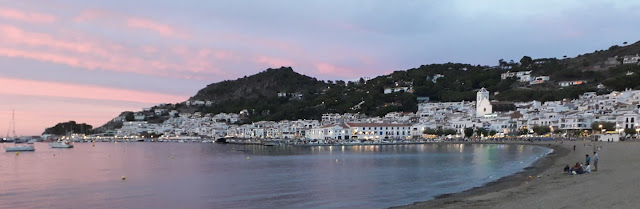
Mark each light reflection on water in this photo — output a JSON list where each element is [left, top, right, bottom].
[[0, 143, 548, 209]]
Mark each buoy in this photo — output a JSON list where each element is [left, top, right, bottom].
[[247, 157, 250, 160], [336, 159, 338, 163], [121, 176, 126, 180], [16, 152, 19, 156], [171, 155, 174, 159]]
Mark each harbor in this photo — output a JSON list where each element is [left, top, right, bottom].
[[0, 142, 548, 209]]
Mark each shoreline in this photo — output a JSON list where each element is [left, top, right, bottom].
[[392, 141, 569, 209]]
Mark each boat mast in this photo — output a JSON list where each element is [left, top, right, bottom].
[[11, 110, 16, 137]]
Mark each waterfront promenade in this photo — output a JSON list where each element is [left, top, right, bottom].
[[397, 140, 639, 209]]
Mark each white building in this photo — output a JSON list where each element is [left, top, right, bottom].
[[594, 133, 619, 142], [529, 76, 550, 85], [306, 124, 349, 140], [346, 123, 412, 141], [559, 80, 586, 87], [476, 88, 492, 117], [384, 86, 412, 94], [622, 54, 640, 65], [501, 71, 532, 82]]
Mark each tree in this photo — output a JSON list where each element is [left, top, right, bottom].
[[591, 122, 615, 132], [518, 128, 529, 136], [464, 128, 474, 138], [124, 112, 135, 121], [532, 126, 551, 135], [442, 129, 457, 136], [423, 128, 437, 135], [498, 59, 507, 68], [475, 128, 489, 137], [489, 130, 497, 136], [624, 128, 635, 137], [519, 56, 533, 67]]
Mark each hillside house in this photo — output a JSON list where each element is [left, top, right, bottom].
[[501, 71, 532, 82], [622, 54, 640, 64], [384, 86, 412, 94], [559, 80, 586, 87], [604, 56, 620, 66], [428, 74, 444, 83], [529, 76, 550, 85]]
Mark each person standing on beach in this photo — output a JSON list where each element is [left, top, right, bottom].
[[593, 151, 599, 171], [586, 154, 591, 166], [573, 145, 576, 151]]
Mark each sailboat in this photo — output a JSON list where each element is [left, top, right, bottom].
[[4, 110, 35, 152]]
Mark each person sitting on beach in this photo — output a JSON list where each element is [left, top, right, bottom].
[[572, 162, 580, 172], [585, 164, 591, 173], [576, 164, 585, 174], [564, 165, 570, 174]]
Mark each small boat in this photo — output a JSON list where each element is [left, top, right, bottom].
[[263, 141, 280, 146], [5, 146, 35, 152], [27, 139, 37, 144], [4, 110, 35, 152], [49, 140, 74, 148], [215, 137, 228, 144]]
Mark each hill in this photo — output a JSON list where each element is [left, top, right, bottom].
[[43, 121, 93, 135], [90, 40, 640, 132]]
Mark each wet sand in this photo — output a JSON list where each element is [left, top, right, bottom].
[[395, 140, 636, 209]]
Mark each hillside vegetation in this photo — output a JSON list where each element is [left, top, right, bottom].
[[91, 40, 640, 131]]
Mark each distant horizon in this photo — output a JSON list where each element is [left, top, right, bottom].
[[1, 0, 639, 135]]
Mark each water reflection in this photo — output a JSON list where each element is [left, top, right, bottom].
[[0, 143, 548, 209]]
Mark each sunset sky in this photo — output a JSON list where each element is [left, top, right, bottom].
[[1, 0, 639, 135]]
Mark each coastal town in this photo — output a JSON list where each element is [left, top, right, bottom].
[[19, 53, 638, 145], [66, 84, 640, 144]]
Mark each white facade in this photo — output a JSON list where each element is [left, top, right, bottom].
[[529, 76, 550, 85], [384, 86, 412, 94], [595, 134, 619, 142], [622, 54, 640, 64], [346, 123, 412, 141], [476, 88, 492, 117], [501, 71, 532, 82]]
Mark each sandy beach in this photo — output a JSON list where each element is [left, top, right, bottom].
[[395, 140, 639, 209]]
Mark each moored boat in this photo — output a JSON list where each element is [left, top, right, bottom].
[[49, 140, 74, 148], [4, 110, 35, 152], [5, 146, 35, 152]]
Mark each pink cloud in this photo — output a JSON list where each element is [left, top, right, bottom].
[[0, 24, 225, 79], [314, 62, 360, 77], [73, 9, 107, 22], [74, 9, 190, 39], [0, 76, 188, 104], [257, 56, 294, 67], [0, 6, 57, 23], [127, 17, 189, 38]]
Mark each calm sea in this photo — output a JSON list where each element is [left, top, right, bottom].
[[0, 142, 549, 209]]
